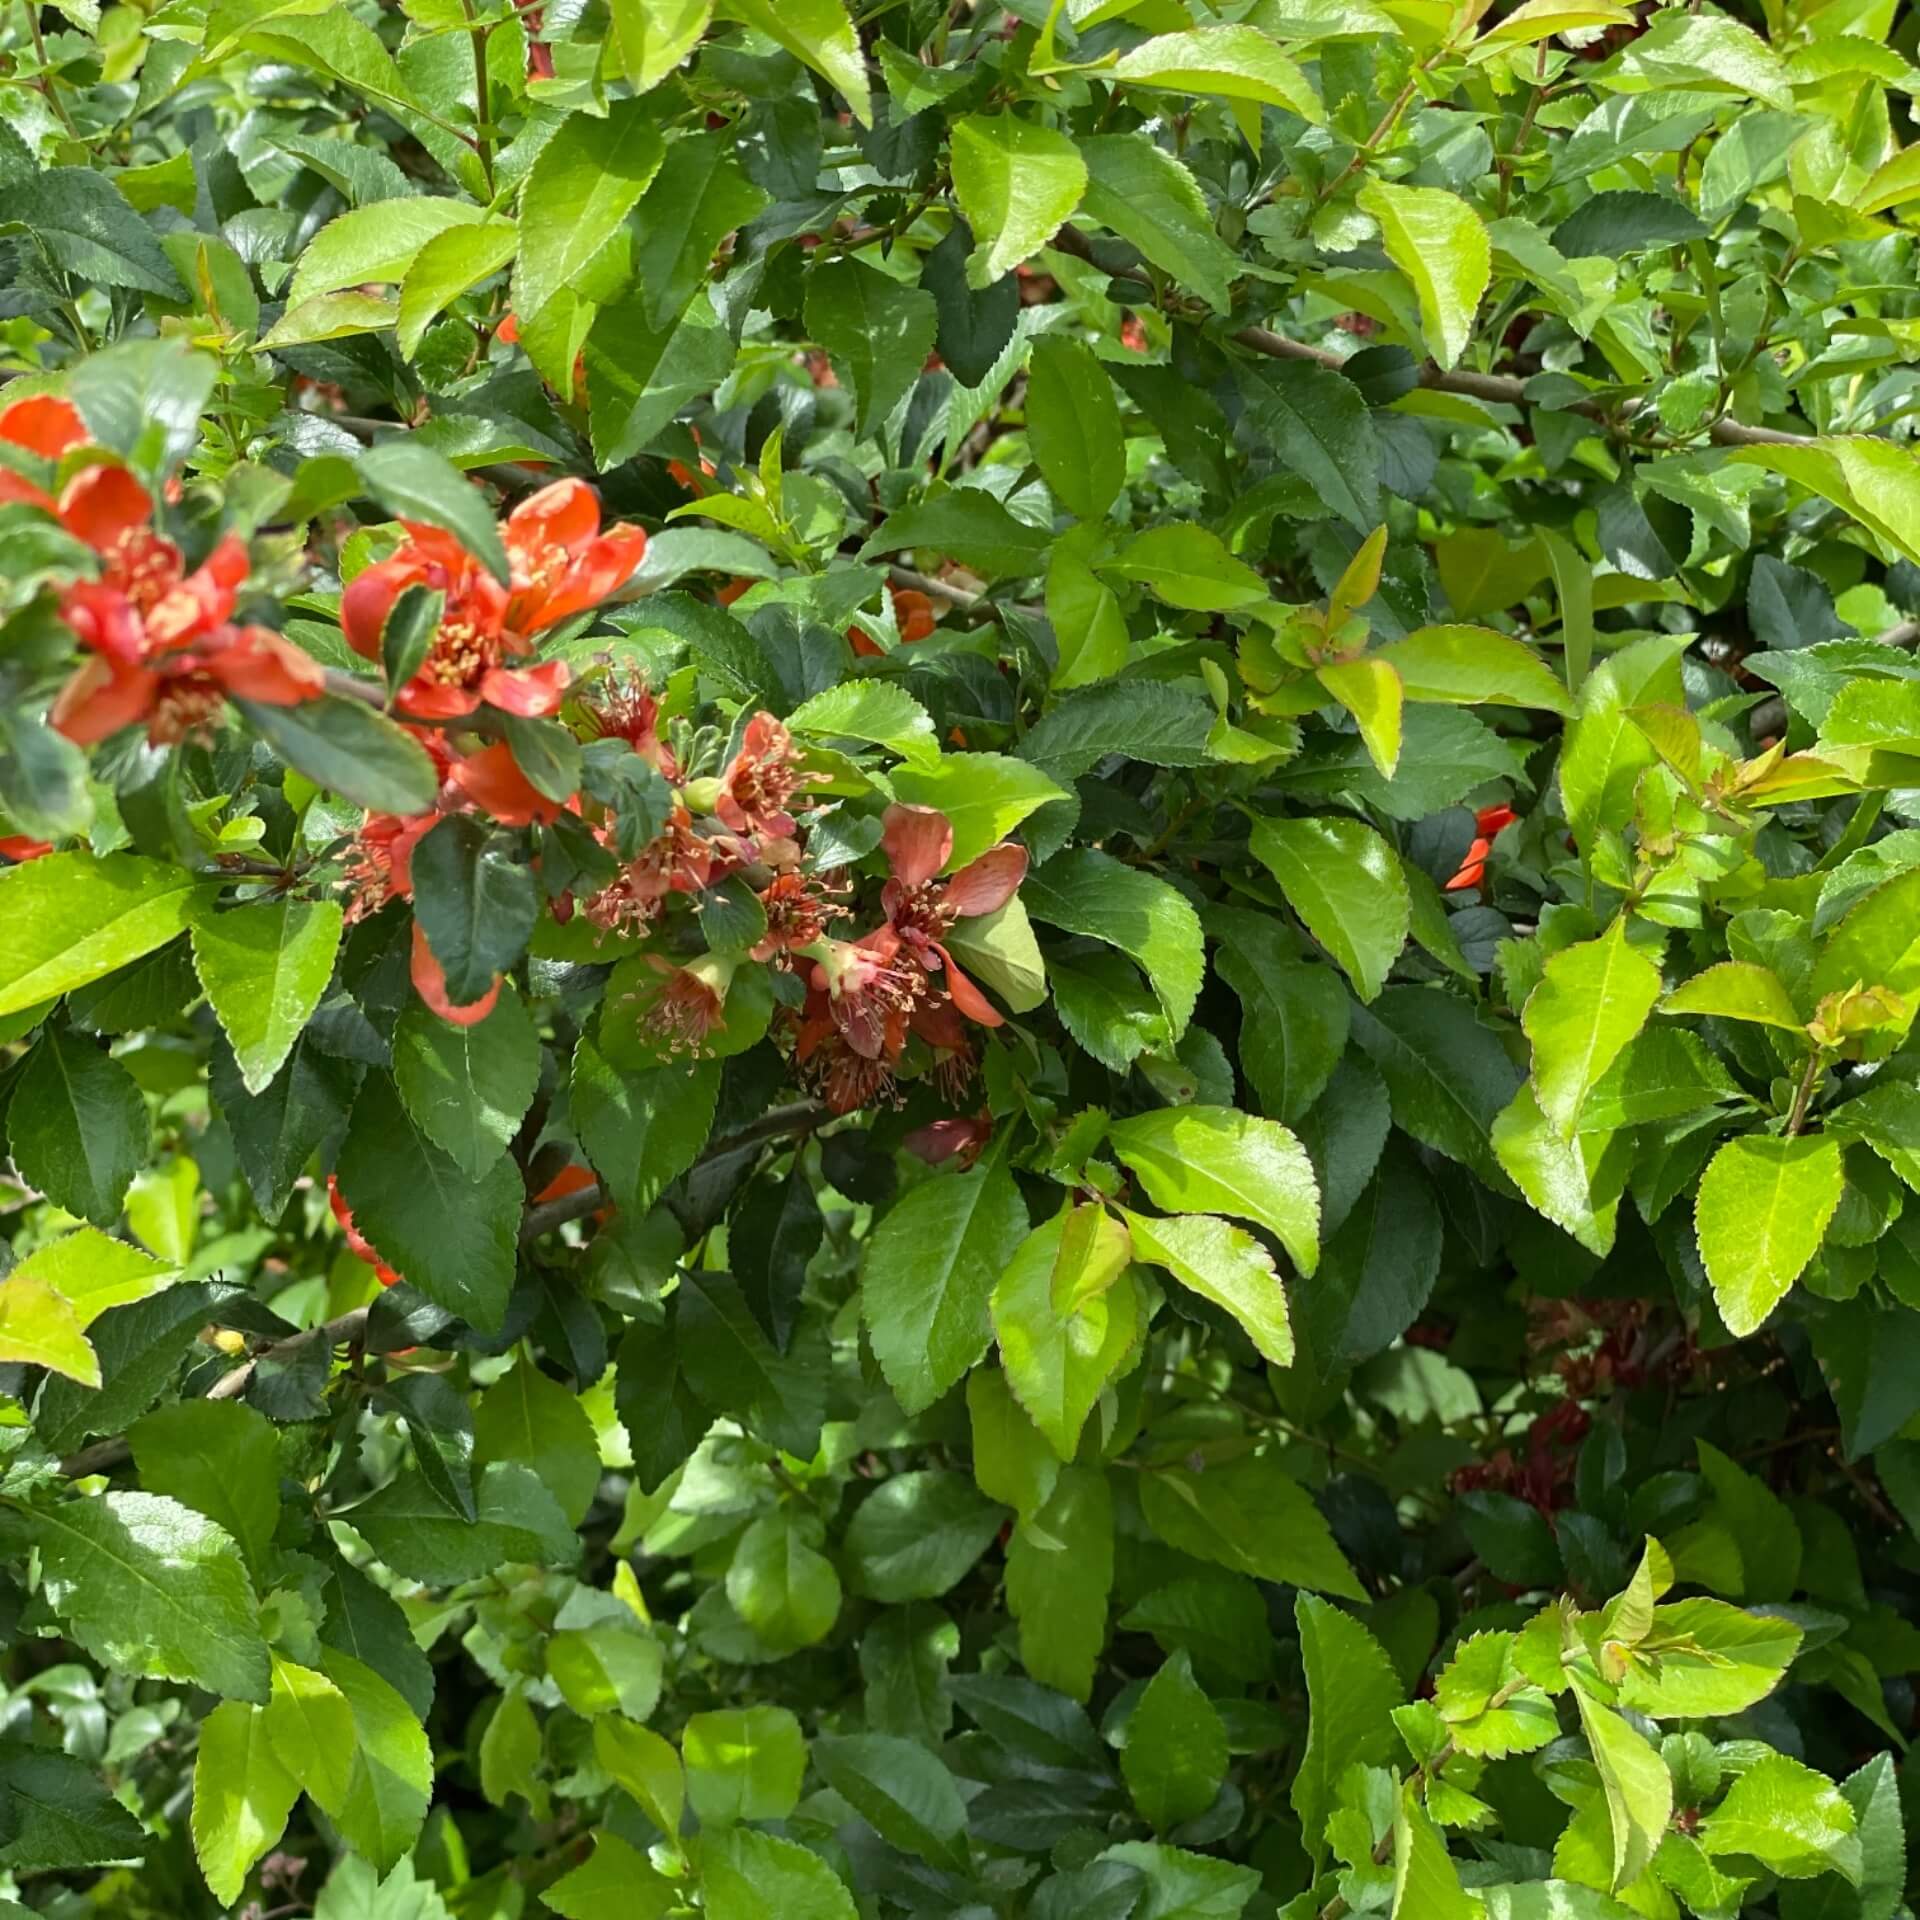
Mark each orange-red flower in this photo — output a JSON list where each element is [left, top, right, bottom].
[[341, 479, 644, 721], [805, 930, 925, 1060], [714, 712, 807, 839], [876, 803, 1026, 1027], [1446, 802, 1517, 893], [850, 583, 937, 658]]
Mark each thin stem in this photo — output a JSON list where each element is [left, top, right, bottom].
[[24, 0, 80, 138], [459, 0, 495, 198], [1785, 1049, 1825, 1137]]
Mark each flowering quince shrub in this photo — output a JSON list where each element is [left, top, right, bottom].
[[12, 6, 1920, 1920]]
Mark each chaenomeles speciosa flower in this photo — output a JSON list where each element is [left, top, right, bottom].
[[0, 396, 323, 746], [341, 477, 646, 721]]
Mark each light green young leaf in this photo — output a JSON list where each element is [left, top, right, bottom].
[[950, 115, 1087, 287], [1523, 921, 1664, 1135], [1695, 1134, 1845, 1336], [1111, 26, 1324, 123], [1357, 180, 1491, 371], [1108, 1106, 1320, 1276], [191, 1700, 299, 1908], [1026, 334, 1126, 521], [717, 0, 869, 123], [1661, 960, 1805, 1031], [1125, 1209, 1292, 1365], [1375, 624, 1571, 713], [683, 1705, 807, 1825], [1393, 1784, 1478, 1919], [1575, 1688, 1673, 1892], [0, 851, 198, 1018], [1292, 1592, 1403, 1859], [1699, 1753, 1856, 1880]]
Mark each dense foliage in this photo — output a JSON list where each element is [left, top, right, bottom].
[[6, 0, 1920, 1916]]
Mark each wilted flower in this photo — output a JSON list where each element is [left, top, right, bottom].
[[877, 803, 1026, 1028], [804, 931, 924, 1060], [712, 712, 807, 839]]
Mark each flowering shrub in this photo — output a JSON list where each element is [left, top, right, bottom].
[[5, 3, 1920, 1920]]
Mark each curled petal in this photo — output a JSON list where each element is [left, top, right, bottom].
[[56, 464, 154, 553], [410, 920, 499, 1025], [50, 654, 160, 744], [147, 534, 251, 649], [59, 580, 146, 664], [449, 740, 569, 825], [208, 627, 326, 705], [398, 679, 483, 721], [881, 802, 952, 889], [0, 470, 56, 515], [341, 555, 426, 660], [945, 842, 1027, 919], [480, 658, 569, 716], [0, 394, 87, 459], [507, 476, 601, 558], [935, 945, 1003, 1027]]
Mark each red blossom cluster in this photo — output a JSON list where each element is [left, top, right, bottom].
[[793, 803, 1025, 1114], [0, 397, 323, 745], [1446, 801, 1517, 893], [342, 478, 644, 720]]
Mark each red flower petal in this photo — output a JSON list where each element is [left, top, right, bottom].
[[449, 740, 568, 825], [945, 842, 1027, 919], [50, 654, 160, 744], [0, 394, 86, 459], [479, 658, 569, 716], [208, 627, 326, 705], [341, 555, 426, 660], [56, 464, 153, 553], [410, 921, 500, 1025], [881, 802, 952, 889]]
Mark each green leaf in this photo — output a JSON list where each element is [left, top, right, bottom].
[[1575, 1689, 1673, 1892], [189, 897, 342, 1095], [1696, 1438, 1802, 1601], [1700, 1754, 1856, 1881], [213, 1036, 354, 1223], [727, 1507, 843, 1652], [1125, 1210, 1291, 1365], [410, 815, 538, 1005], [1241, 360, 1379, 533], [357, 438, 510, 584], [1358, 180, 1490, 371], [570, 1039, 719, 1212], [23, 1491, 269, 1701], [950, 115, 1087, 286], [286, 198, 486, 308], [860, 491, 1052, 580], [1005, 1468, 1113, 1702], [0, 1273, 99, 1386], [585, 294, 737, 470], [392, 989, 541, 1181], [1491, 1083, 1626, 1257], [1695, 1134, 1845, 1336], [0, 1744, 146, 1872], [474, 1360, 602, 1529], [1613, 1598, 1801, 1718], [1292, 1592, 1403, 1859], [335, 1073, 521, 1332], [1375, 624, 1571, 712], [716, 0, 868, 123], [1045, 526, 1131, 688], [1111, 26, 1323, 122], [806, 257, 937, 440], [1141, 1454, 1363, 1599], [1123, 1651, 1227, 1833], [7, 1225, 173, 1327], [1249, 814, 1410, 1003], [1318, 656, 1403, 778], [1812, 867, 1920, 1008], [1024, 847, 1205, 1038], [191, 1699, 298, 1907], [845, 1470, 1005, 1601], [347, 1461, 579, 1583], [864, 1160, 1030, 1415], [0, 167, 185, 296], [9, 1022, 149, 1226], [993, 1206, 1140, 1457], [1559, 635, 1689, 853], [547, 1624, 664, 1720], [1027, 335, 1126, 521], [1434, 1632, 1557, 1757], [1392, 1785, 1477, 1919], [1211, 911, 1349, 1123], [1662, 959, 1805, 1030], [235, 693, 441, 815], [969, 1365, 1060, 1520], [396, 218, 518, 360], [788, 680, 939, 765], [1523, 921, 1664, 1135], [1108, 1106, 1319, 1276], [684, 1705, 807, 1825], [943, 897, 1050, 1015], [606, 0, 713, 92], [703, 1827, 857, 1920], [632, 130, 767, 328], [593, 1717, 684, 1837], [129, 1400, 280, 1575], [815, 1734, 969, 1869], [515, 100, 665, 327], [1079, 134, 1244, 315], [0, 850, 197, 1017], [1102, 524, 1270, 611], [319, 1650, 435, 1873]]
